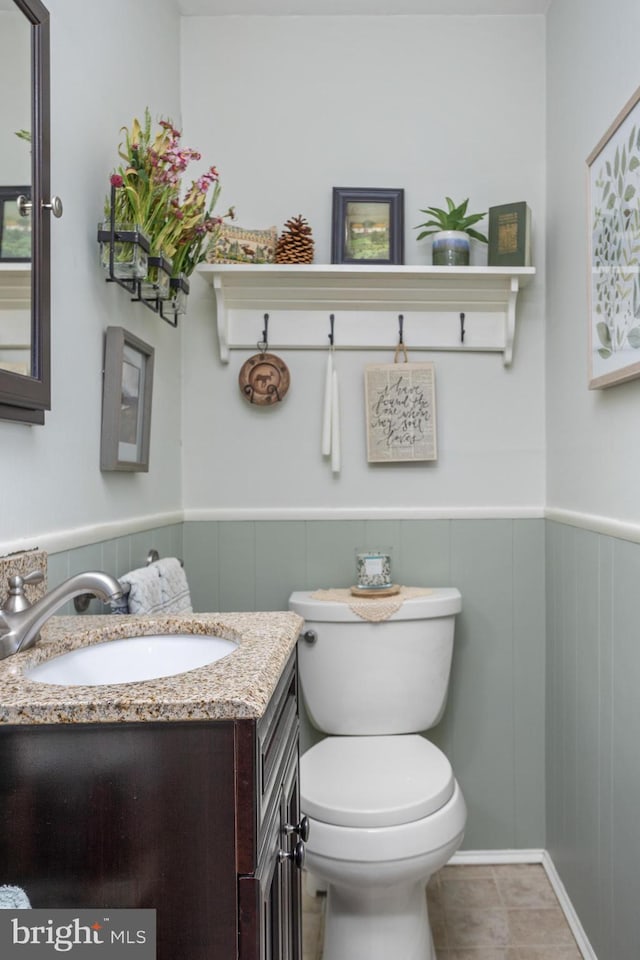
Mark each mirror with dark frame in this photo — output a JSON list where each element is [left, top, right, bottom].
[[0, 0, 51, 424]]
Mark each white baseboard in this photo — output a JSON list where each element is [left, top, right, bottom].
[[450, 849, 597, 960], [450, 848, 545, 865], [540, 851, 598, 960]]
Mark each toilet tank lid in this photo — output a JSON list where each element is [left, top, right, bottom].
[[301, 735, 455, 828], [289, 587, 461, 621]]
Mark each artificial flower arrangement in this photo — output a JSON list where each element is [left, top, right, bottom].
[[105, 108, 234, 279]]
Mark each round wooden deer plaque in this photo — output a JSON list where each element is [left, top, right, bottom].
[[239, 352, 291, 405]]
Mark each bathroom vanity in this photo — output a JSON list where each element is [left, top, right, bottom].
[[0, 611, 304, 960]]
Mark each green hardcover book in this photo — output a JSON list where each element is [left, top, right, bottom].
[[488, 202, 531, 267]]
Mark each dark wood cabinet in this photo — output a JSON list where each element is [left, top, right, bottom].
[[0, 651, 303, 960]]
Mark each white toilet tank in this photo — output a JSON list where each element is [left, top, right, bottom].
[[289, 588, 461, 736]]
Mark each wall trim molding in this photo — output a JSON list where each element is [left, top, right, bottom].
[[184, 506, 545, 522], [5, 505, 639, 559], [0, 511, 184, 559], [545, 506, 640, 545], [450, 849, 597, 959]]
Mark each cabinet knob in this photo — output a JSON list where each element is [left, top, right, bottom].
[[285, 815, 310, 843], [278, 840, 305, 870]]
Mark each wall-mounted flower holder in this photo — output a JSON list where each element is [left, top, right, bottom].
[[97, 184, 187, 327], [98, 221, 150, 281], [140, 254, 173, 304], [160, 275, 190, 328]]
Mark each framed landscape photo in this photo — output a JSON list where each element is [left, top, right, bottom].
[[332, 187, 404, 265], [587, 83, 640, 388], [100, 326, 154, 471], [0, 186, 31, 262]]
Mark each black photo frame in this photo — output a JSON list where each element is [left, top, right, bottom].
[[0, 186, 31, 262], [331, 187, 404, 265]]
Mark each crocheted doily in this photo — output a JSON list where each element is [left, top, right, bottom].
[[310, 586, 433, 622]]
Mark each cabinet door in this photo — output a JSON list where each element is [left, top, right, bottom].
[[238, 735, 304, 960], [278, 737, 303, 960], [238, 793, 283, 960]]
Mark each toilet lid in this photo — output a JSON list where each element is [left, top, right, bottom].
[[300, 735, 455, 828]]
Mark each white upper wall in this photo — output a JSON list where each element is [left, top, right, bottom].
[[0, 3, 548, 556], [180, 13, 546, 516], [546, 0, 640, 524], [0, 0, 183, 555]]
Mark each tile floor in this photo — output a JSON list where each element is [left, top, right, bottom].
[[302, 863, 584, 960]]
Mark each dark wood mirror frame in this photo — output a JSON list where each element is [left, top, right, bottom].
[[0, 0, 50, 425]]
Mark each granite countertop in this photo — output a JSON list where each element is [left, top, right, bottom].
[[0, 611, 303, 725]]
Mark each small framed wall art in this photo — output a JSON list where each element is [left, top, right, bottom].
[[587, 82, 640, 388], [100, 326, 154, 471], [0, 186, 31, 261], [365, 362, 437, 463], [331, 187, 404, 265]]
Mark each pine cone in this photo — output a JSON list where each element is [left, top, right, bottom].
[[275, 214, 314, 264]]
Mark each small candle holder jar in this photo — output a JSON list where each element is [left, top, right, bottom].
[[355, 549, 392, 590]]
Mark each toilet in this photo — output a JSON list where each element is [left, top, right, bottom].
[[288, 588, 466, 960]]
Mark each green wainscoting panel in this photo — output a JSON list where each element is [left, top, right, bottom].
[[305, 519, 368, 588], [183, 521, 220, 613], [399, 519, 452, 586], [546, 521, 640, 960], [611, 538, 640, 960], [184, 516, 546, 851], [512, 519, 546, 848], [449, 520, 520, 849], [255, 521, 307, 610], [218, 521, 256, 611]]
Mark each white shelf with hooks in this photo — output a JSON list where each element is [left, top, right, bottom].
[[197, 263, 536, 365]]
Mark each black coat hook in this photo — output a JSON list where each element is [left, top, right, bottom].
[[258, 312, 269, 352], [394, 314, 408, 363]]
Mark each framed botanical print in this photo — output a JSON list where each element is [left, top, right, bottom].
[[587, 83, 640, 388]]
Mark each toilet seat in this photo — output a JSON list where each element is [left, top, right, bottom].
[[301, 735, 455, 828], [305, 780, 467, 863]]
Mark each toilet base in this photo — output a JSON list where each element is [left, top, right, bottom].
[[322, 877, 436, 960]]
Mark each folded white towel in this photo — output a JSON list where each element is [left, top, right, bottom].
[[118, 564, 164, 616], [0, 885, 31, 908], [116, 559, 193, 616], [155, 558, 193, 614]]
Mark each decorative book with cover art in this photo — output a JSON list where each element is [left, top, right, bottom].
[[488, 202, 531, 267]]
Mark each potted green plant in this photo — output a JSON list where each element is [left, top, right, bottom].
[[415, 197, 487, 266]]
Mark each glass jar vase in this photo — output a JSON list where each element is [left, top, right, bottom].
[[98, 222, 150, 280]]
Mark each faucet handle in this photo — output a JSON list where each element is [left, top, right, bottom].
[[4, 570, 45, 614]]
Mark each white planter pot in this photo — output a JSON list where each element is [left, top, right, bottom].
[[431, 230, 470, 267]]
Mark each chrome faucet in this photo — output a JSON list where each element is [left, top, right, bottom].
[[0, 570, 124, 660]]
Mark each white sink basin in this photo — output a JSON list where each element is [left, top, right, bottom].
[[25, 634, 238, 687]]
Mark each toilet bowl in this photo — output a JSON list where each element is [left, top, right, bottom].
[[289, 588, 465, 960], [301, 734, 466, 960]]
